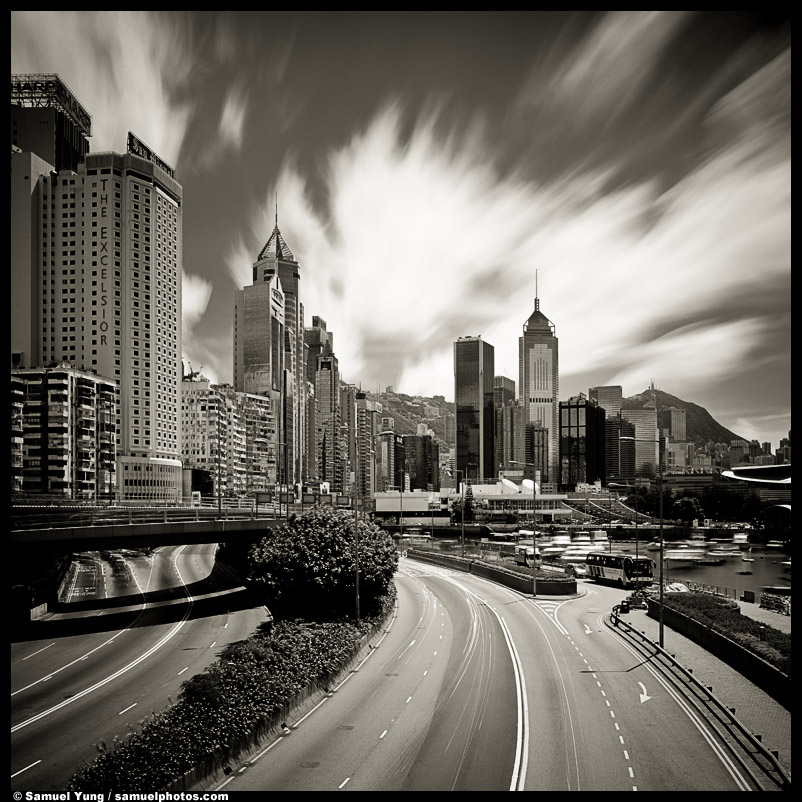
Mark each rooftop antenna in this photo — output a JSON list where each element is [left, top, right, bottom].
[[275, 191, 278, 229]]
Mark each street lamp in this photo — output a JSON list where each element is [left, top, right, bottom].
[[510, 460, 539, 598], [619, 435, 664, 647], [609, 481, 641, 588]]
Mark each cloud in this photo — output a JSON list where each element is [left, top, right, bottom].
[[218, 84, 249, 151], [181, 270, 214, 375], [11, 11, 194, 162]]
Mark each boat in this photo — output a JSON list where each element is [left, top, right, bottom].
[[589, 529, 610, 546], [705, 546, 741, 559], [781, 560, 791, 575], [742, 555, 755, 563], [695, 556, 725, 566], [539, 533, 572, 559], [663, 547, 706, 570], [558, 543, 605, 565], [732, 532, 751, 550], [765, 540, 787, 550]]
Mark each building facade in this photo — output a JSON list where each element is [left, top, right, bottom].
[[454, 336, 495, 481], [250, 221, 305, 486], [559, 393, 606, 490], [13, 365, 116, 498], [519, 297, 559, 483]]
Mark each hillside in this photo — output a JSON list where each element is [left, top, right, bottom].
[[370, 387, 745, 451], [624, 389, 746, 446]]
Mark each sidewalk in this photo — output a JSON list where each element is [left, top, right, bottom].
[[622, 604, 791, 778]]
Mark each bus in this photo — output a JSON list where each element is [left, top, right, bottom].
[[585, 552, 654, 589]]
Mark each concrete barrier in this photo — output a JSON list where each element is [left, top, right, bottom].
[[406, 549, 576, 596]]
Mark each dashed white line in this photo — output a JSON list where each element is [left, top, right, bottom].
[[118, 702, 137, 715], [339, 778, 350, 789], [380, 730, 388, 739], [178, 667, 189, 675]]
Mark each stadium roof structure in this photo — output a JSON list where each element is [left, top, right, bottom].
[[721, 464, 791, 485]]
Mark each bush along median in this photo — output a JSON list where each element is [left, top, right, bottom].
[[67, 506, 398, 793]]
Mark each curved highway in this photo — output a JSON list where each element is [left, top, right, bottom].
[[221, 558, 757, 791], [11, 544, 269, 792]]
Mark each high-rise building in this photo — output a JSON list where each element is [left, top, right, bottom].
[[11, 115, 184, 499], [250, 218, 305, 486], [454, 336, 495, 481], [13, 365, 116, 498], [658, 406, 687, 443], [559, 393, 605, 490], [12, 74, 91, 173], [519, 296, 558, 483], [493, 375, 515, 407], [620, 405, 659, 478], [403, 433, 440, 491], [304, 318, 342, 492], [589, 385, 623, 482]]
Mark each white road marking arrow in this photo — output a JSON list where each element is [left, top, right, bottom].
[[584, 624, 592, 635], [638, 682, 652, 703]]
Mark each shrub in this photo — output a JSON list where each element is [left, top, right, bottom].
[[248, 506, 398, 619], [660, 592, 791, 676]]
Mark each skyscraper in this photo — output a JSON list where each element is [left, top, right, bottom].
[[589, 385, 623, 482], [559, 393, 606, 490], [11, 120, 184, 499], [305, 317, 341, 492], [454, 336, 495, 481], [519, 296, 558, 483], [249, 218, 306, 486]]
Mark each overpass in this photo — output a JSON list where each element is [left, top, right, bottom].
[[11, 505, 287, 555]]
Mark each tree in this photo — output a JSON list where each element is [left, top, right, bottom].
[[671, 495, 705, 525], [248, 505, 398, 619]]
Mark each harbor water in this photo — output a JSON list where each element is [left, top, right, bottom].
[[612, 540, 791, 598]]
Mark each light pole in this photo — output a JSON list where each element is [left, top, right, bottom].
[[619, 436, 664, 647], [609, 481, 641, 588], [353, 483, 360, 624], [510, 460, 538, 597]]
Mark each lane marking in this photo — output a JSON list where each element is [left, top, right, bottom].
[[11, 759, 42, 778]]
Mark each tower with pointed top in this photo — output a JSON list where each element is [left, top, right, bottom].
[[234, 217, 306, 487], [519, 295, 559, 485]]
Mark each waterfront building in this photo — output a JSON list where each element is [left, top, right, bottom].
[[519, 296, 558, 483], [620, 405, 659, 479], [454, 336, 495, 481]]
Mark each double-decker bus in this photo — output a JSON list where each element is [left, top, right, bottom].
[[585, 552, 654, 588]]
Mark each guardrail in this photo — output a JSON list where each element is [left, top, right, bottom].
[[609, 608, 790, 791]]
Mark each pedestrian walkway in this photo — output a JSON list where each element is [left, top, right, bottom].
[[622, 605, 791, 778]]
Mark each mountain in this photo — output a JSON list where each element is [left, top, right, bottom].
[[372, 387, 746, 451], [624, 388, 746, 446], [370, 391, 454, 449]]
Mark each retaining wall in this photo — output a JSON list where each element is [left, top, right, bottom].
[[646, 600, 791, 711]]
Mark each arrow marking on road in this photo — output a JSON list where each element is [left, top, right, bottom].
[[584, 624, 592, 635], [638, 682, 652, 704]]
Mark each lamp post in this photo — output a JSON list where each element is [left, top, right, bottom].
[[609, 481, 641, 589], [510, 460, 538, 598], [353, 484, 361, 624], [619, 436, 664, 647]]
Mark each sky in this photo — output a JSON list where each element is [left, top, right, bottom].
[[11, 11, 791, 448]]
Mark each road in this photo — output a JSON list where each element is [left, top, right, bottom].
[[219, 558, 757, 791], [11, 544, 269, 792]]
